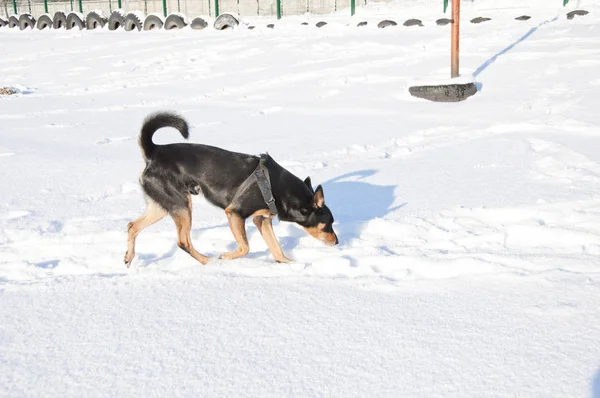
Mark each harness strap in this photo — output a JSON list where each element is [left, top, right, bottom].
[[254, 155, 278, 215], [230, 154, 278, 216]]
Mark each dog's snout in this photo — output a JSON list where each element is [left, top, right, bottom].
[[325, 232, 338, 246]]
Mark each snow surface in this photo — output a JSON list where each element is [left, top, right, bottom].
[[1, 0, 600, 396]]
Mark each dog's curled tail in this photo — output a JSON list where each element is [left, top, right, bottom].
[[139, 111, 190, 161]]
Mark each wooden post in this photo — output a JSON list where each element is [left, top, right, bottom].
[[451, 0, 460, 78]]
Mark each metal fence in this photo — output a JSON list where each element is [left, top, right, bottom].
[[0, 0, 580, 22], [2, 0, 354, 18]]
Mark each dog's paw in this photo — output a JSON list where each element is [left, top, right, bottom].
[[124, 252, 134, 267], [218, 249, 248, 261], [276, 256, 292, 263], [219, 252, 237, 261]]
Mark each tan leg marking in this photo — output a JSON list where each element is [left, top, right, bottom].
[[171, 207, 210, 265], [250, 209, 272, 218], [253, 216, 291, 263], [124, 200, 167, 266], [220, 208, 250, 260]]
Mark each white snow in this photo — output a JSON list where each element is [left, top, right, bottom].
[[1, 0, 600, 396]]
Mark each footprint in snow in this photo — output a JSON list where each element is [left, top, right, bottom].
[[254, 107, 282, 116], [46, 123, 83, 128], [39, 220, 64, 234], [95, 136, 133, 145], [35, 259, 60, 269]]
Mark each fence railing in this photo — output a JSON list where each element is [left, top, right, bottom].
[[0, 0, 581, 22]]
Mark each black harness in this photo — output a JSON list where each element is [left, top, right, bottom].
[[230, 154, 278, 215]]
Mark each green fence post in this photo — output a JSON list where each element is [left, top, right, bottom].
[[214, 0, 219, 17], [118, 0, 122, 9], [350, 0, 355, 16], [69, 0, 73, 11], [27, 0, 31, 13], [276, 0, 281, 19], [563, 0, 568, 5], [443, 0, 448, 13], [162, 0, 167, 16], [12, 0, 17, 14], [43, 0, 48, 13], [78, 0, 82, 13]]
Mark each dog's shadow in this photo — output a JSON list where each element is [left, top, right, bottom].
[[280, 169, 405, 250]]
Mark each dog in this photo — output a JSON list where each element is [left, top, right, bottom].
[[124, 111, 338, 266]]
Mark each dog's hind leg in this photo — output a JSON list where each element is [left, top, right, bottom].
[[220, 208, 250, 260], [171, 199, 210, 265], [253, 216, 291, 263], [124, 199, 167, 266]]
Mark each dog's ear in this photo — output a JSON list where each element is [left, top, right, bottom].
[[313, 185, 325, 208], [304, 176, 314, 193]]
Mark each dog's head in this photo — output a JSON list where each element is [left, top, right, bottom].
[[298, 177, 338, 246]]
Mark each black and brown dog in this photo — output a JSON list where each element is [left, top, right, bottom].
[[124, 111, 338, 266]]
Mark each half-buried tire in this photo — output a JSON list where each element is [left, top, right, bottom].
[[409, 83, 477, 103], [53, 11, 66, 29], [66, 13, 84, 30], [86, 11, 108, 29], [124, 13, 143, 31], [164, 14, 186, 30], [19, 14, 36, 30], [143, 14, 163, 30], [190, 17, 208, 30], [108, 11, 125, 30], [0, 16, 8, 28], [8, 15, 19, 28], [36, 14, 53, 30], [214, 13, 238, 30], [377, 20, 397, 28]]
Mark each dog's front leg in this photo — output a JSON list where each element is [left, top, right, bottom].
[[253, 216, 291, 263], [220, 208, 250, 260]]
